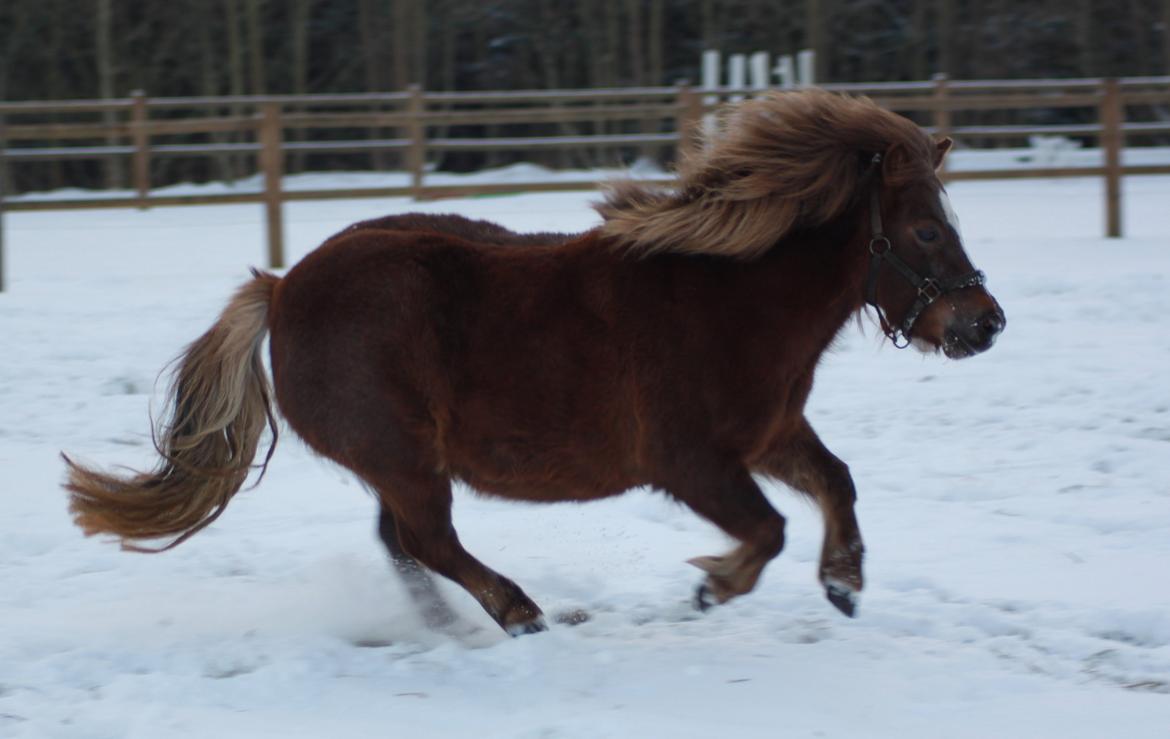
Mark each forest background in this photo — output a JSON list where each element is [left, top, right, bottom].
[[2, 0, 1168, 191]]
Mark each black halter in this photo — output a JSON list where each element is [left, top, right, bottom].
[[863, 155, 985, 347]]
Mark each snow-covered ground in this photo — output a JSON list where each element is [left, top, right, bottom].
[[1, 174, 1168, 738]]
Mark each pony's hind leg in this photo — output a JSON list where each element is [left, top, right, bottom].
[[662, 457, 787, 610], [375, 476, 547, 636], [757, 418, 865, 617], [376, 504, 459, 630]]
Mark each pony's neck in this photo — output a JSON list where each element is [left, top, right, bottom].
[[732, 213, 871, 382], [760, 204, 871, 329]]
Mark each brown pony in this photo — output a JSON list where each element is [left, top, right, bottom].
[[64, 90, 1005, 636]]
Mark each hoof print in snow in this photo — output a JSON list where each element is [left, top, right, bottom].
[[553, 609, 590, 626], [350, 637, 395, 649]]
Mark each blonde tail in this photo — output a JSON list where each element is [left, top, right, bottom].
[[63, 270, 280, 552]]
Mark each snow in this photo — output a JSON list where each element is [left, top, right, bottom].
[[2, 172, 1169, 737]]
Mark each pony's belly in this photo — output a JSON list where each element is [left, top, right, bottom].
[[445, 435, 638, 503], [459, 473, 631, 503]]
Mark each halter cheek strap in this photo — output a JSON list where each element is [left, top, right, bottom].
[[864, 156, 985, 346]]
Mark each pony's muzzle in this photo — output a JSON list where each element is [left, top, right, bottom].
[[949, 307, 1006, 357]]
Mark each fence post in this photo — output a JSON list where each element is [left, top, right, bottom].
[[932, 73, 951, 181], [131, 90, 150, 209], [1101, 78, 1123, 238], [675, 80, 703, 160], [259, 103, 285, 269], [406, 84, 425, 199]]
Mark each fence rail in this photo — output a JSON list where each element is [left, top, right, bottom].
[[2, 75, 1170, 290]]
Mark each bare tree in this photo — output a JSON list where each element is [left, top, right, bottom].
[[625, 0, 646, 86], [1078, 0, 1098, 76], [412, 0, 428, 89], [393, 0, 410, 89], [938, 0, 956, 76], [910, 0, 929, 80], [246, 0, 267, 94], [648, 0, 664, 86], [290, 0, 314, 172], [96, 0, 123, 189], [1164, 0, 1170, 74]]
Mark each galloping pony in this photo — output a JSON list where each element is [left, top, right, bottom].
[[64, 90, 1005, 635]]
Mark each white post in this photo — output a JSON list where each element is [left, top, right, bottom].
[[701, 50, 721, 96], [774, 55, 796, 89], [797, 49, 816, 87], [749, 51, 770, 91], [728, 53, 747, 102], [700, 49, 721, 141]]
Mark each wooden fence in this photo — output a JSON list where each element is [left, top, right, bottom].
[[2, 75, 1169, 290]]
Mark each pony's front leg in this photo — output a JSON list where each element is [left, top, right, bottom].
[[661, 458, 787, 610], [756, 418, 865, 617]]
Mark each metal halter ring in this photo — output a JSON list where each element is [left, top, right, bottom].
[[868, 236, 891, 256]]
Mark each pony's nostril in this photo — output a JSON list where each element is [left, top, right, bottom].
[[980, 311, 1005, 337]]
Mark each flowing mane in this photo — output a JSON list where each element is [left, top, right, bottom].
[[597, 89, 937, 259]]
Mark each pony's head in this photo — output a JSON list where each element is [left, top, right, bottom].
[[597, 88, 1005, 359], [865, 137, 1006, 359]]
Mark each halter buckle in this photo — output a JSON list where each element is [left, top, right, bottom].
[[868, 236, 891, 256], [917, 278, 942, 302]]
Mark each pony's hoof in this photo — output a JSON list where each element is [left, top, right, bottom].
[[504, 615, 548, 637], [694, 583, 718, 612], [824, 579, 858, 618]]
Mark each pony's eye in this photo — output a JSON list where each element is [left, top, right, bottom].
[[915, 227, 940, 243]]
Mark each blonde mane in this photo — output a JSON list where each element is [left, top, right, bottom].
[[597, 89, 937, 259]]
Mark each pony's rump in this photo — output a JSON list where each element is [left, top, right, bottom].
[[63, 270, 280, 552]]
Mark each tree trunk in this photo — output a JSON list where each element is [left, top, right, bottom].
[[198, 1, 231, 183], [358, 0, 389, 170], [96, 0, 123, 189], [1078, 0, 1097, 77], [225, 0, 246, 179], [576, 0, 607, 166], [624, 0, 645, 86], [48, 0, 66, 189], [806, 0, 828, 82], [393, 0, 410, 89], [358, 0, 384, 91], [246, 0, 267, 94], [1164, 0, 1170, 75], [646, 0, 665, 161], [701, 0, 717, 51], [412, 0, 427, 89], [938, 0, 955, 77], [910, 0, 928, 80], [648, 0, 664, 86], [440, 0, 456, 92], [290, 0, 312, 172], [1126, 0, 1151, 76], [606, 0, 622, 84]]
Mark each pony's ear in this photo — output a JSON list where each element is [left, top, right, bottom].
[[881, 143, 914, 181], [933, 137, 954, 170]]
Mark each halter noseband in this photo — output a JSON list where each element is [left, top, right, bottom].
[[863, 153, 985, 347]]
